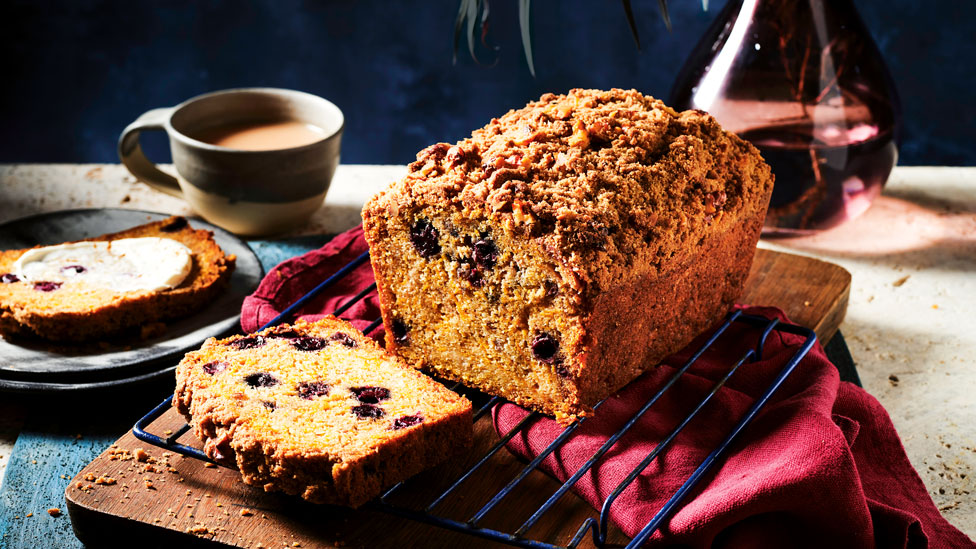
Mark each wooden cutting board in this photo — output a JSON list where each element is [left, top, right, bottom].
[[65, 249, 851, 548]]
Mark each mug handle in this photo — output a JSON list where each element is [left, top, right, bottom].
[[118, 107, 182, 197]]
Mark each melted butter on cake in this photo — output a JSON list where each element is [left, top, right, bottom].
[[14, 237, 193, 293]]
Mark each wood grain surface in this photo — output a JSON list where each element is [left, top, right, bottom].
[[64, 249, 851, 548]]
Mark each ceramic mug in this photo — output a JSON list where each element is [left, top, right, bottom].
[[119, 88, 344, 236]]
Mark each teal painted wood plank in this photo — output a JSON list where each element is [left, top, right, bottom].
[[0, 433, 118, 548], [0, 384, 170, 548], [247, 235, 334, 273]]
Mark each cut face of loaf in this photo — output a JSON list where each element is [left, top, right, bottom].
[[371, 217, 590, 422], [363, 88, 773, 424]]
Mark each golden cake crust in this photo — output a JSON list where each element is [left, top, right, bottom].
[[0, 216, 235, 342], [362, 89, 773, 423], [364, 88, 772, 298], [174, 317, 473, 508]]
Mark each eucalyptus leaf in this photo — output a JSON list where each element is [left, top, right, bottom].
[[452, 0, 690, 75], [480, 0, 492, 48], [466, 0, 479, 61], [657, 0, 672, 32], [621, 0, 641, 49], [518, 0, 535, 77], [452, 0, 468, 64]]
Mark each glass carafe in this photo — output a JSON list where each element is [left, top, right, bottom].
[[670, 0, 901, 235]]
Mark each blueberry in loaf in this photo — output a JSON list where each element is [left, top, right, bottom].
[[362, 88, 774, 424], [0, 216, 234, 342], [174, 316, 473, 507]]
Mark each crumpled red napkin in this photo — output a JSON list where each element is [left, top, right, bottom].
[[241, 225, 380, 336], [494, 306, 974, 549], [241, 225, 974, 549]]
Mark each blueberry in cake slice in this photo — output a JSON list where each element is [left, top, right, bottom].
[[174, 316, 473, 507]]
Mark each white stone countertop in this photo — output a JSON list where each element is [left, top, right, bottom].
[[0, 164, 974, 539]]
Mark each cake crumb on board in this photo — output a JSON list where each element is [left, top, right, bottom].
[[186, 524, 215, 537]]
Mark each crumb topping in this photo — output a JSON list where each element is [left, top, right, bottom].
[[366, 88, 772, 295]]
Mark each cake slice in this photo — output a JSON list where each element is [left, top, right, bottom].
[[362, 88, 773, 424], [174, 316, 473, 507], [0, 216, 235, 341]]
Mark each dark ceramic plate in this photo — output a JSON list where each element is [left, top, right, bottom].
[[0, 209, 263, 391]]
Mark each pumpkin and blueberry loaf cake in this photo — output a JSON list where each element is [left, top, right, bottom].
[[362, 88, 774, 424], [0, 216, 234, 342], [174, 316, 473, 507]]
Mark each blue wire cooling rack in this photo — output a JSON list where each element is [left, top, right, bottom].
[[133, 250, 817, 548]]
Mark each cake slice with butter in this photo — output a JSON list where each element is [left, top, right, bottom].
[[0, 216, 235, 341]]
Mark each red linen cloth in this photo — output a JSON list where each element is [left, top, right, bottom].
[[241, 225, 380, 335], [241, 225, 974, 549]]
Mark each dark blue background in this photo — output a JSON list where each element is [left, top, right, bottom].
[[1, 1, 973, 165]]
